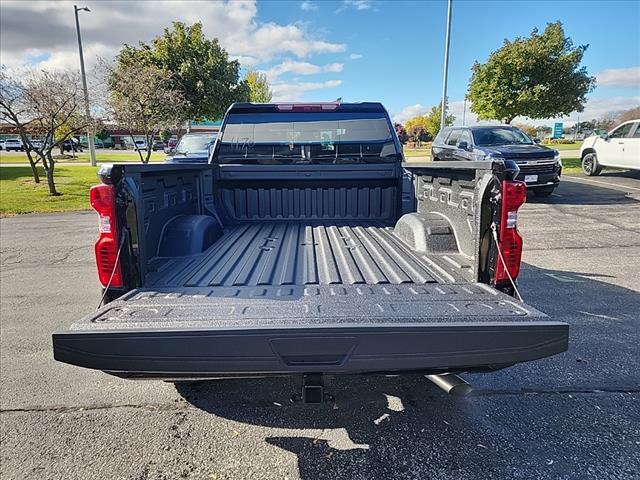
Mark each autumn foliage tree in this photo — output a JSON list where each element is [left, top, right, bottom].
[[245, 70, 273, 103], [467, 21, 596, 124], [404, 104, 455, 142], [407, 125, 426, 147], [394, 123, 408, 143]]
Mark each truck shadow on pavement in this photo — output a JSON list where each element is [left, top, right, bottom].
[[174, 263, 640, 479]]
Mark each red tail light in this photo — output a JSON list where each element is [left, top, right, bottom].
[[90, 184, 123, 288], [495, 180, 527, 284]]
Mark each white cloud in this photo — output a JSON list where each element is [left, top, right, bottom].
[[447, 96, 640, 127], [0, 1, 345, 71], [264, 60, 343, 81], [596, 67, 640, 88], [391, 104, 430, 124], [271, 80, 342, 102], [335, 0, 374, 13], [349, 53, 363, 60], [345, 0, 373, 10], [449, 100, 483, 126], [300, 1, 318, 11]]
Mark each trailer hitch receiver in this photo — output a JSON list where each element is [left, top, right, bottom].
[[302, 374, 328, 404]]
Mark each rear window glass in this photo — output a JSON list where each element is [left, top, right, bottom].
[[216, 111, 398, 164], [177, 134, 216, 154]]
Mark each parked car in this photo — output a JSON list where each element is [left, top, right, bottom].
[[580, 119, 640, 176], [134, 140, 147, 151], [3, 138, 24, 151], [61, 139, 83, 152], [164, 137, 178, 153], [432, 125, 562, 197], [53, 102, 568, 402], [0, 140, 5, 150], [29, 139, 44, 150], [152, 140, 166, 151], [165, 132, 217, 163]]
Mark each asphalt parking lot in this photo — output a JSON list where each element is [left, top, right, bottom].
[[1, 172, 639, 480]]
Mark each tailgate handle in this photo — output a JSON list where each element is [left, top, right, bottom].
[[282, 355, 346, 366], [270, 337, 357, 367]]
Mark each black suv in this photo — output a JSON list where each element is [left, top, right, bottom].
[[432, 126, 561, 197]]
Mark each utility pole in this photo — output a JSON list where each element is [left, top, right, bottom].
[[74, 5, 96, 166], [440, 0, 453, 130]]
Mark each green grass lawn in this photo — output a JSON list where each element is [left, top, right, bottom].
[[562, 157, 581, 174], [0, 166, 99, 215], [544, 142, 582, 150], [0, 150, 166, 164], [0, 157, 585, 216], [403, 149, 431, 158]]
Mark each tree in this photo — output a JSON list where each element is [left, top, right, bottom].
[[22, 70, 90, 195], [618, 106, 640, 124], [394, 123, 408, 143], [513, 123, 538, 138], [0, 68, 40, 183], [404, 104, 454, 141], [422, 104, 455, 139], [467, 21, 596, 124], [95, 121, 111, 143], [159, 129, 172, 142], [245, 70, 273, 103], [407, 125, 426, 147], [536, 125, 552, 137], [595, 113, 619, 132], [107, 62, 187, 163], [117, 22, 249, 121], [405, 115, 429, 136]]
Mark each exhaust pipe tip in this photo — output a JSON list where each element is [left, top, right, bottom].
[[426, 373, 473, 396]]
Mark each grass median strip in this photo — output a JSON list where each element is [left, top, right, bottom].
[[0, 158, 583, 216], [0, 166, 98, 215], [0, 151, 166, 164], [562, 157, 581, 174]]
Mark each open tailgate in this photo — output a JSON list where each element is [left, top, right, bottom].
[[53, 283, 568, 378]]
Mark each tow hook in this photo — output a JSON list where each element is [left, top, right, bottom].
[[426, 373, 473, 396]]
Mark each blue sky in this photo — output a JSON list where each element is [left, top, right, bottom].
[[1, 0, 638, 125], [255, 0, 640, 122]]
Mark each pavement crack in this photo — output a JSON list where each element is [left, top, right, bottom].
[[0, 402, 190, 414], [473, 387, 640, 397]]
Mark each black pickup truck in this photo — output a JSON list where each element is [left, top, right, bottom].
[[53, 102, 567, 398]]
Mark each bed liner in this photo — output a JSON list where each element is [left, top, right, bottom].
[[145, 221, 472, 288], [53, 283, 568, 377]]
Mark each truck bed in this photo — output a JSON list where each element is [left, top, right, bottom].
[[144, 221, 469, 288]]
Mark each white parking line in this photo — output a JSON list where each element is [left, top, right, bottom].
[[563, 176, 640, 193]]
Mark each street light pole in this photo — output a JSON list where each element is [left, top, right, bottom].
[[440, 0, 453, 130], [74, 5, 96, 166], [462, 97, 466, 126]]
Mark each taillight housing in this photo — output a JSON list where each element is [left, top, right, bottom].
[[90, 184, 123, 288], [495, 180, 527, 284]]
